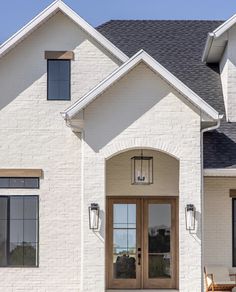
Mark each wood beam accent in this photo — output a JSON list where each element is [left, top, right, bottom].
[[45, 51, 74, 60], [230, 189, 236, 197], [0, 169, 43, 178]]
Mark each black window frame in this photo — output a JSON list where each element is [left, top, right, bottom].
[[0, 177, 39, 189], [0, 196, 39, 268], [233, 198, 236, 267], [47, 59, 71, 101]]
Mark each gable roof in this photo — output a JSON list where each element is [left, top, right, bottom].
[[97, 20, 236, 169], [0, 0, 128, 62], [63, 49, 221, 120], [97, 20, 225, 115]]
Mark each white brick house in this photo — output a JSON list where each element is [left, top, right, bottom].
[[0, 1, 236, 291]]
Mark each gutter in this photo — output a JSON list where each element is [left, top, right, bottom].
[[202, 32, 215, 63], [62, 112, 84, 132], [200, 116, 221, 291], [204, 168, 236, 177]]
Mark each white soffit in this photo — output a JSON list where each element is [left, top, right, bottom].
[[202, 14, 236, 63], [62, 49, 221, 121], [204, 168, 236, 177], [0, 0, 128, 62]]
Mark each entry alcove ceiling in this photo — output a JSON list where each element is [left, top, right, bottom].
[[106, 149, 179, 197]]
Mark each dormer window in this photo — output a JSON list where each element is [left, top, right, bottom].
[[45, 51, 74, 101]]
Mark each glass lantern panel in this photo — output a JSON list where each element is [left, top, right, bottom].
[[135, 159, 151, 184], [186, 209, 195, 230]]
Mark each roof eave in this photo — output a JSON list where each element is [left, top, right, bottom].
[[202, 14, 236, 63], [63, 50, 221, 122], [0, 0, 128, 62], [213, 14, 236, 38], [204, 168, 236, 177]]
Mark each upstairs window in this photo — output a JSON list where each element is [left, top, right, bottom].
[[45, 51, 74, 101], [0, 196, 39, 267], [47, 59, 71, 100]]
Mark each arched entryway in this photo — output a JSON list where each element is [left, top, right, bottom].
[[105, 149, 179, 290]]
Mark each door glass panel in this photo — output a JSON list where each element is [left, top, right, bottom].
[[148, 204, 171, 278], [113, 204, 136, 279], [0, 220, 7, 266]]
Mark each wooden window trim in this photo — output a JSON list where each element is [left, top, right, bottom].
[[230, 189, 236, 197], [0, 169, 43, 178], [44, 51, 74, 60]]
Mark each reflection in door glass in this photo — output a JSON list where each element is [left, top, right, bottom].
[[113, 204, 136, 279], [148, 204, 171, 278]]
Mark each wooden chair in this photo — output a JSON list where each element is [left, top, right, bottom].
[[204, 266, 236, 291]]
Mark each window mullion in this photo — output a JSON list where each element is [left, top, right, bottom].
[[23, 197, 25, 267], [7, 197, 10, 266], [233, 198, 235, 267]]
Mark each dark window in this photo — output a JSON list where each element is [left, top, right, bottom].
[[47, 60, 71, 100], [0, 178, 39, 189], [233, 198, 236, 266], [0, 196, 38, 267]]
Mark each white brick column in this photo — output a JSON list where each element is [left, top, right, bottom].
[[81, 141, 106, 292], [179, 159, 202, 292]]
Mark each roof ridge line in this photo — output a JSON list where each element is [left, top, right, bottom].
[[98, 19, 225, 23]]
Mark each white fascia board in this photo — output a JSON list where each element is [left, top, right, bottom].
[[0, 0, 60, 57], [213, 14, 236, 38], [141, 53, 221, 120], [63, 49, 221, 121], [0, 0, 128, 62], [57, 2, 128, 62], [63, 50, 144, 118], [202, 15, 236, 62], [204, 168, 236, 177], [202, 33, 214, 62]]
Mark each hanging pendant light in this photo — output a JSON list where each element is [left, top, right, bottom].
[[131, 150, 153, 185]]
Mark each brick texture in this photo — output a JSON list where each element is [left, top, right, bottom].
[[0, 11, 119, 292], [0, 10, 205, 292], [82, 63, 202, 291]]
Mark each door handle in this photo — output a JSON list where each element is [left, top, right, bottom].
[[138, 248, 141, 265]]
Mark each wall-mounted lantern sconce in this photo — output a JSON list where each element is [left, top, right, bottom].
[[185, 204, 196, 231], [89, 203, 100, 230], [131, 150, 153, 185]]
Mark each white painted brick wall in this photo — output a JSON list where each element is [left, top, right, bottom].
[[0, 10, 206, 291], [204, 177, 236, 270], [220, 45, 228, 118], [220, 24, 236, 121], [82, 63, 202, 292], [0, 11, 120, 292]]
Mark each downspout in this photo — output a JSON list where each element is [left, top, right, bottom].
[[80, 128, 85, 292], [202, 32, 215, 63], [200, 115, 221, 291], [61, 112, 84, 290]]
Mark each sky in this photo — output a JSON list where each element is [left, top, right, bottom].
[[0, 0, 236, 43]]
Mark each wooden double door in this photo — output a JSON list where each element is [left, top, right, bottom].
[[106, 197, 178, 289]]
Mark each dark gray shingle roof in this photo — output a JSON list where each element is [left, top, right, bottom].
[[97, 20, 236, 169]]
